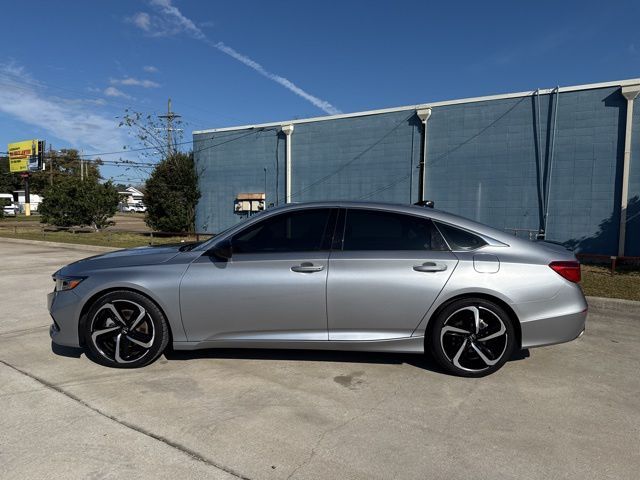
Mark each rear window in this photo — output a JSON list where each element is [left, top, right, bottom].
[[435, 222, 486, 251]]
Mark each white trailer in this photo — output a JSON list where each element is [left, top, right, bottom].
[[0, 193, 17, 216]]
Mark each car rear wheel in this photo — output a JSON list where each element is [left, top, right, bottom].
[[83, 290, 169, 368], [430, 298, 515, 377]]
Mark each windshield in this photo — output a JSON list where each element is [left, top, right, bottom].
[[1, 198, 12, 207]]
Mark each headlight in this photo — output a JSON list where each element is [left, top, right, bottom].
[[53, 276, 86, 291]]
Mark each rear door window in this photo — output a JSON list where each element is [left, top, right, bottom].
[[342, 209, 448, 251]]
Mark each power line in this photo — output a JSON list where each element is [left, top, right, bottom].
[[78, 143, 191, 158], [32, 128, 275, 183], [424, 95, 527, 169], [358, 173, 412, 200], [76, 127, 266, 158]]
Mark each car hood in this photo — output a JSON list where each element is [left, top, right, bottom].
[[57, 244, 186, 275]]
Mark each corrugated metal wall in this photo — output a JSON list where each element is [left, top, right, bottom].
[[627, 98, 640, 256], [291, 111, 420, 204], [194, 85, 639, 255], [426, 86, 628, 255], [195, 128, 283, 233]]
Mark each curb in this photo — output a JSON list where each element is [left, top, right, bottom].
[[0, 237, 119, 253], [586, 296, 640, 315]]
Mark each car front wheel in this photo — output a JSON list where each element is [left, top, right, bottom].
[[83, 290, 169, 368], [430, 298, 515, 377]]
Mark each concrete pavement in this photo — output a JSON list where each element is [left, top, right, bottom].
[[0, 239, 639, 479]]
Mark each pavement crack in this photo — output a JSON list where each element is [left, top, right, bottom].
[[286, 381, 403, 479], [0, 358, 252, 480], [0, 325, 49, 337], [285, 409, 367, 480]]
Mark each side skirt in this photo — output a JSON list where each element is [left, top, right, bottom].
[[173, 336, 425, 354]]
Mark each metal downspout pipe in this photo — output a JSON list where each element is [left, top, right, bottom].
[[619, 85, 640, 256], [416, 108, 432, 203], [533, 89, 545, 239], [543, 86, 560, 235], [282, 124, 294, 203]]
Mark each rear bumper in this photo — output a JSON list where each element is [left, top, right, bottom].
[[48, 290, 82, 348], [520, 308, 587, 349]]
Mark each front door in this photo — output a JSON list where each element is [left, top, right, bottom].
[[327, 208, 458, 340], [180, 208, 336, 342]]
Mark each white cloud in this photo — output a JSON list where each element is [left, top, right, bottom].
[[1, 62, 28, 78], [128, 12, 151, 31], [104, 86, 132, 99], [0, 63, 129, 153], [128, 0, 340, 115], [125, 4, 192, 38], [143, 65, 159, 73], [110, 77, 160, 88], [149, 0, 205, 39]]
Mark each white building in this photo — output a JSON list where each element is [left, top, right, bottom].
[[118, 186, 144, 205]]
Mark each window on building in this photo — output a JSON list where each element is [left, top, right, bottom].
[[342, 209, 448, 251], [232, 209, 332, 253]]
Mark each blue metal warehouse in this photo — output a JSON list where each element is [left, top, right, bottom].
[[193, 78, 640, 256]]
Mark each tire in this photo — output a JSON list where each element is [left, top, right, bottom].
[[429, 298, 515, 377], [82, 290, 170, 368]]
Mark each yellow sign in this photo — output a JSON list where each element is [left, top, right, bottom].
[[8, 139, 39, 173]]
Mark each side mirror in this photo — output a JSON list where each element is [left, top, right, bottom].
[[206, 239, 232, 261]]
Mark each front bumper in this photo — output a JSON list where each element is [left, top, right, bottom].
[[48, 290, 82, 348]]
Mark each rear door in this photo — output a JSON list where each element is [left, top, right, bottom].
[[327, 208, 458, 341]]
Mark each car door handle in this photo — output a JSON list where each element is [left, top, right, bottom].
[[291, 262, 325, 273], [413, 262, 448, 272]]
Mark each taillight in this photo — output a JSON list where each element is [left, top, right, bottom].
[[549, 261, 581, 283]]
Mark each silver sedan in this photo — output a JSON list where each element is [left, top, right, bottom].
[[49, 202, 587, 377]]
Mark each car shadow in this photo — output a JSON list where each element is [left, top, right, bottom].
[[50, 341, 530, 374], [164, 347, 530, 374], [51, 341, 83, 358]]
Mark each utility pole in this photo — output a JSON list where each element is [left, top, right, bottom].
[[49, 144, 53, 186], [158, 98, 181, 156], [23, 139, 37, 216], [22, 172, 31, 216]]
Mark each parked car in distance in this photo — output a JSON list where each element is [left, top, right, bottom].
[[1, 193, 17, 217], [119, 203, 135, 213], [48, 202, 587, 377], [119, 202, 146, 213]]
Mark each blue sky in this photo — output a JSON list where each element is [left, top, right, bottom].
[[1, 0, 639, 183]]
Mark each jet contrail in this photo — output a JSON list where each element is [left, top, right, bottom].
[[211, 41, 341, 115], [149, 0, 341, 115]]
